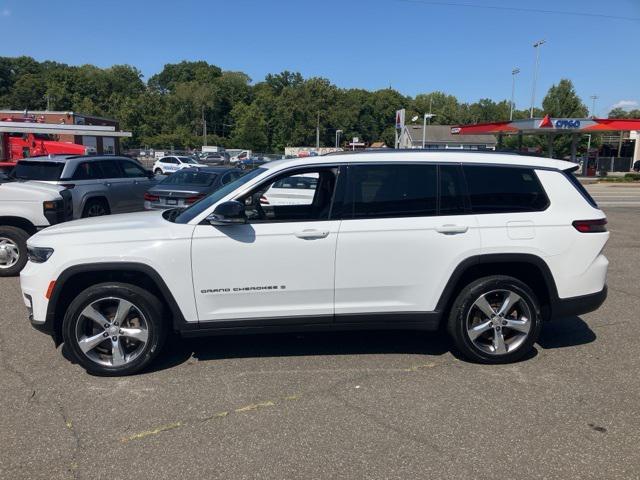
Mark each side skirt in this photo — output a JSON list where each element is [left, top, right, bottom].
[[180, 312, 441, 338]]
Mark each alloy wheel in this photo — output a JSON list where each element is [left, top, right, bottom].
[[75, 297, 149, 367], [0, 237, 20, 269], [86, 204, 107, 217], [466, 289, 532, 355]]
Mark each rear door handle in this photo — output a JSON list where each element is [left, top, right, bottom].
[[436, 224, 469, 234], [103, 182, 111, 187], [294, 229, 329, 240]]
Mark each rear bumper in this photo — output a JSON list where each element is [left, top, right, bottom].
[[553, 285, 607, 319]]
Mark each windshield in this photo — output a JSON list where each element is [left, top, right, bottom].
[[178, 156, 198, 164], [174, 168, 265, 224], [159, 170, 218, 186], [12, 161, 65, 181]]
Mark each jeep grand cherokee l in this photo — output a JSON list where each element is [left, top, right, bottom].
[[20, 151, 608, 375]]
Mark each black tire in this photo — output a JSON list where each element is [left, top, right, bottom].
[[62, 282, 167, 376], [0, 226, 29, 277], [154, 168, 163, 175], [82, 198, 110, 218], [447, 275, 542, 364]]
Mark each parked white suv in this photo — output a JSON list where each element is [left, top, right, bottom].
[[152, 155, 205, 175], [20, 151, 608, 375], [0, 177, 72, 276]]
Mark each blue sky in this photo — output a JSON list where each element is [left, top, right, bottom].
[[2, 0, 639, 116]]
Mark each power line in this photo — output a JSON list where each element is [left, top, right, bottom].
[[397, 0, 640, 22]]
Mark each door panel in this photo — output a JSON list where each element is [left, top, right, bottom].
[[334, 215, 480, 315], [191, 221, 339, 321]]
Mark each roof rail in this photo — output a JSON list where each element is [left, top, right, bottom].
[[323, 148, 522, 157]]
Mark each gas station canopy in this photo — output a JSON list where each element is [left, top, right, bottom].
[[451, 116, 640, 136], [451, 116, 640, 162]]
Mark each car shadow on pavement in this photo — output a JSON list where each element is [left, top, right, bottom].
[[537, 315, 596, 349], [148, 330, 452, 374]]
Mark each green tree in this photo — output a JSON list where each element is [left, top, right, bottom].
[[230, 103, 268, 151], [541, 79, 588, 117]]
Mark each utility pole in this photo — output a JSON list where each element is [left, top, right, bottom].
[[335, 129, 343, 149], [590, 95, 599, 118], [530, 40, 545, 119], [202, 105, 207, 146], [510, 68, 520, 120], [316, 111, 320, 149]]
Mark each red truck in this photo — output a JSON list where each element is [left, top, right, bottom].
[[0, 117, 87, 170]]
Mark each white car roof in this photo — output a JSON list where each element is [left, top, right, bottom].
[[262, 151, 577, 173]]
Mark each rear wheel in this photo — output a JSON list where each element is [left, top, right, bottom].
[[62, 282, 166, 376], [0, 226, 29, 276], [447, 275, 542, 364], [154, 168, 163, 175], [82, 198, 110, 218]]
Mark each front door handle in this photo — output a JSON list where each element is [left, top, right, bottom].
[[103, 182, 111, 187], [294, 229, 329, 240], [436, 224, 469, 235]]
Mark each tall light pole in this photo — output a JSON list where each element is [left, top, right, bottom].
[[530, 39, 545, 119], [590, 95, 599, 118], [422, 113, 436, 149], [510, 67, 520, 120], [335, 129, 343, 149]]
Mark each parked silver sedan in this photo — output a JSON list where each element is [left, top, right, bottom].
[[12, 155, 157, 218]]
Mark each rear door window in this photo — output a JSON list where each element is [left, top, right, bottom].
[[12, 161, 65, 181], [72, 161, 103, 180], [463, 165, 549, 213], [97, 160, 123, 178], [439, 164, 468, 215], [120, 160, 147, 178], [346, 164, 438, 219]]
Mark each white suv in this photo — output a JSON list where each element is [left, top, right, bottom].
[[152, 155, 205, 175], [20, 151, 609, 375]]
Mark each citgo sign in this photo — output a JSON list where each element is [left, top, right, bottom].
[[554, 119, 581, 129]]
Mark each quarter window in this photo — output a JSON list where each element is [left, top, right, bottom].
[[346, 164, 437, 219], [463, 165, 548, 213]]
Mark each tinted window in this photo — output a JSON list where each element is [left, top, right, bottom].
[[120, 160, 146, 178], [12, 161, 65, 181], [439, 164, 467, 215], [347, 164, 437, 218], [220, 171, 241, 185], [98, 160, 122, 178], [161, 157, 177, 164], [72, 161, 103, 180], [463, 165, 548, 213]]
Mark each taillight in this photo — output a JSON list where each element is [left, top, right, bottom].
[[259, 195, 269, 205], [144, 192, 159, 202], [572, 219, 607, 233], [185, 194, 205, 204]]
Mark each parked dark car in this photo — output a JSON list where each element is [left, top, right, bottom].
[[238, 157, 269, 170], [143, 166, 243, 210]]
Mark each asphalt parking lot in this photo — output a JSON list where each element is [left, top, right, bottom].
[[1, 183, 639, 480]]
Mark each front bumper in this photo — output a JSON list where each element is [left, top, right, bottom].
[[553, 285, 608, 319]]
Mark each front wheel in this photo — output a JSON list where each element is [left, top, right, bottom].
[[447, 275, 542, 364], [0, 226, 29, 276], [62, 282, 166, 376], [154, 168, 163, 175]]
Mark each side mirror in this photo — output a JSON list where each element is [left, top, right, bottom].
[[206, 200, 246, 226]]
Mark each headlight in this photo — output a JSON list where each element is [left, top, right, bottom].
[[27, 246, 54, 263]]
